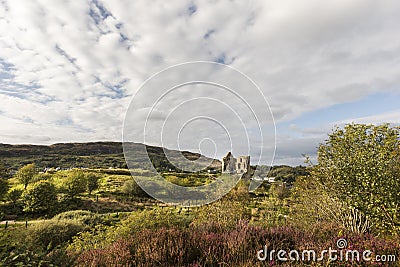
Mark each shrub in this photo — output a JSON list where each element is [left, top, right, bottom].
[[7, 188, 23, 207], [25, 218, 86, 250], [117, 207, 192, 235], [22, 180, 58, 215], [0, 178, 8, 200], [312, 124, 400, 234], [192, 199, 250, 229], [0, 228, 76, 267], [52, 210, 105, 226], [68, 208, 192, 253], [121, 178, 148, 198], [73, 222, 400, 267], [61, 170, 87, 199]]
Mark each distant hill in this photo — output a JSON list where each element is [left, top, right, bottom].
[[0, 142, 221, 172]]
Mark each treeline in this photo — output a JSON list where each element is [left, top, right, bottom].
[[0, 164, 102, 217]]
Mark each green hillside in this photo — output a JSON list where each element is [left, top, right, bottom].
[[0, 142, 221, 172]]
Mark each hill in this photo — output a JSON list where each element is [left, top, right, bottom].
[[0, 142, 221, 172]]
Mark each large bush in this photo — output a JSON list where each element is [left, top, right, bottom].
[[312, 124, 400, 234], [22, 180, 58, 214], [61, 170, 87, 199], [121, 178, 149, 198], [118, 207, 192, 235], [25, 219, 86, 250]]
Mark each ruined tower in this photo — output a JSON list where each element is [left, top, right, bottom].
[[222, 152, 250, 174]]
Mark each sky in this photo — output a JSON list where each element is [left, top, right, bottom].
[[0, 0, 399, 166]]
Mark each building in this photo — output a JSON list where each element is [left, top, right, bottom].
[[222, 152, 250, 174]]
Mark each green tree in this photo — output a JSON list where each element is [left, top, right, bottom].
[[22, 180, 57, 214], [7, 188, 23, 207], [86, 173, 99, 195], [62, 170, 87, 199], [312, 123, 400, 233], [121, 179, 148, 198], [16, 163, 37, 190]]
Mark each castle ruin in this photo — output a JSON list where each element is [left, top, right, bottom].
[[222, 152, 250, 174]]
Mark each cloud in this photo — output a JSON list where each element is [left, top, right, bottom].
[[338, 110, 400, 125], [0, 0, 399, 165]]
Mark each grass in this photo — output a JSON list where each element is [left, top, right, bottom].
[[2, 167, 399, 266]]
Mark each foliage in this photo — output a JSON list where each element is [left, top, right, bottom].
[[312, 123, 400, 234], [121, 178, 148, 198], [0, 178, 8, 200], [71, 221, 400, 267], [164, 174, 213, 187], [15, 163, 37, 189], [67, 225, 120, 252], [22, 180, 58, 214], [0, 222, 77, 267], [250, 196, 291, 228], [68, 208, 192, 253], [97, 174, 131, 194], [61, 170, 87, 199], [291, 175, 372, 234], [7, 188, 22, 206], [189, 182, 251, 229], [268, 165, 309, 184], [32, 172, 52, 183], [52, 210, 107, 227], [1, 125, 400, 266], [25, 218, 86, 250], [86, 173, 99, 195], [0, 163, 8, 178], [192, 200, 250, 229], [269, 181, 291, 200], [118, 208, 192, 235]]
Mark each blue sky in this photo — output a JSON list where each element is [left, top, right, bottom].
[[274, 91, 400, 164], [0, 0, 399, 165], [283, 92, 400, 129], [278, 91, 400, 140]]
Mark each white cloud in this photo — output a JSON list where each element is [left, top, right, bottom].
[[338, 110, 400, 125], [0, 0, 399, 165]]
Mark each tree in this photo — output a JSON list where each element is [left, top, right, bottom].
[[122, 179, 148, 198], [86, 173, 99, 195], [7, 188, 23, 207], [312, 123, 400, 233], [22, 180, 57, 214], [62, 170, 87, 199], [16, 163, 37, 190]]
